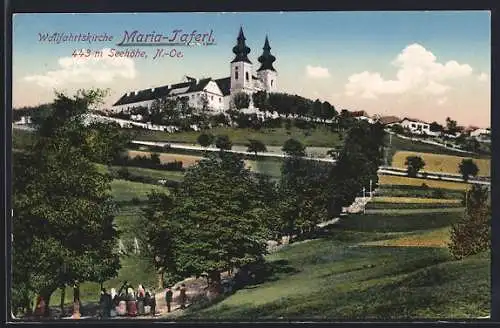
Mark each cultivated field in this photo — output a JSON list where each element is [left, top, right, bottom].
[[391, 151, 491, 176], [378, 175, 470, 191], [127, 150, 203, 168], [371, 197, 461, 204]]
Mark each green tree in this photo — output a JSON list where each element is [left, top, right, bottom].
[[463, 138, 480, 153], [252, 91, 269, 111], [282, 138, 306, 157], [405, 156, 425, 178], [215, 135, 232, 151], [429, 121, 444, 132], [327, 121, 385, 216], [247, 139, 267, 158], [458, 158, 479, 182], [449, 184, 490, 259], [446, 117, 458, 135], [143, 153, 272, 293], [233, 92, 251, 110], [12, 89, 121, 316], [197, 132, 214, 149], [83, 121, 132, 164]]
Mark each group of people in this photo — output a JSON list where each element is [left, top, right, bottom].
[[164, 283, 187, 313], [99, 284, 156, 318]]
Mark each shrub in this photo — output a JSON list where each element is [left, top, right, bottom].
[[449, 184, 491, 259], [405, 156, 425, 178]]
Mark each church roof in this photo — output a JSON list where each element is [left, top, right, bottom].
[[113, 77, 229, 106], [257, 36, 276, 72], [231, 27, 252, 64], [214, 77, 231, 96]]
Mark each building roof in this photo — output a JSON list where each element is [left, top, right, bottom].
[[257, 36, 277, 72], [401, 117, 429, 124], [378, 115, 401, 125], [214, 77, 231, 96], [350, 110, 368, 117], [231, 27, 252, 64], [113, 77, 228, 106]]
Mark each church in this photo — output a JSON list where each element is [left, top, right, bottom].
[[112, 27, 278, 113]]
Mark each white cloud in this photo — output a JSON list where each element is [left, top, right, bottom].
[[24, 48, 137, 88], [345, 43, 473, 99], [437, 97, 448, 106], [306, 65, 330, 79], [478, 72, 489, 82]]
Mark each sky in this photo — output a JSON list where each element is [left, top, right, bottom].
[[12, 11, 491, 127]]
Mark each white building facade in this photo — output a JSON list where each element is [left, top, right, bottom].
[[400, 118, 431, 135], [112, 27, 278, 114]]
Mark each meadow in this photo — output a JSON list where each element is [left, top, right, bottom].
[[173, 170, 490, 320], [391, 151, 491, 177], [377, 175, 470, 191], [384, 134, 490, 162], [132, 126, 344, 147]]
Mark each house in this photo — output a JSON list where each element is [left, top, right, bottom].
[[377, 115, 401, 127], [112, 27, 278, 114], [349, 110, 374, 124], [400, 117, 431, 135], [470, 128, 490, 138], [14, 116, 32, 125]]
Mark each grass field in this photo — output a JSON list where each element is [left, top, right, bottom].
[[363, 227, 452, 248], [366, 202, 463, 210], [110, 179, 168, 202], [378, 175, 470, 191], [392, 151, 491, 177], [180, 209, 489, 319], [95, 163, 184, 182], [177, 174, 490, 320], [385, 134, 489, 161], [133, 126, 343, 147]]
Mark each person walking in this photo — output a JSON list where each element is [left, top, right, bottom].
[[179, 284, 187, 310], [150, 291, 157, 316], [165, 286, 173, 313]]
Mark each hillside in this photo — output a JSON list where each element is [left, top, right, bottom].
[[177, 181, 489, 320]]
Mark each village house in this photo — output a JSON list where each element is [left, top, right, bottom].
[[349, 110, 374, 124], [400, 117, 431, 135]]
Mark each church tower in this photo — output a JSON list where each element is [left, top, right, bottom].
[[257, 35, 277, 93], [230, 27, 254, 97]]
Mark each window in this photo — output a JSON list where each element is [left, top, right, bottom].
[[211, 95, 214, 101], [219, 97, 222, 103], [411, 123, 416, 128], [271, 80, 274, 87], [235, 71, 239, 80], [246, 72, 249, 81]]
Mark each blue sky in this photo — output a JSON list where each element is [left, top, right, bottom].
[[12, 11, 491, 126]]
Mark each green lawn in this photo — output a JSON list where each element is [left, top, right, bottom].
[[133, 126, 343, 147], [110, 179, 168, 202], [179, 207, 489, 320], [366, 202, 464, 210], [385, 134, 490, 165], [245, 158, 283, 179], [375, 184, 465, 200], [95, 163, 185, 182]]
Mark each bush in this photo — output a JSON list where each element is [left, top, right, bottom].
[[131, 197, 141, 205], [449, 185, 491, 259]]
